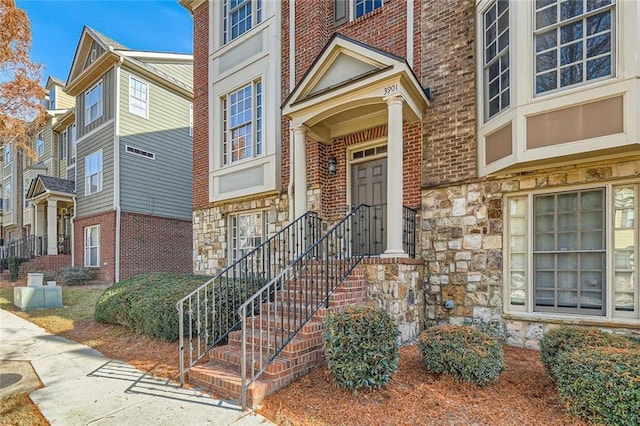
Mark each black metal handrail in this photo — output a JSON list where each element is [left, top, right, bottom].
[[403, 206, 417, 258], [0, 235, 48, 271], [238, 204, 372, 409], [176, 211, 323, 385]]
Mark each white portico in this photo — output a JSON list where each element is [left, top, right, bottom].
[[282, 34, 429, 257]]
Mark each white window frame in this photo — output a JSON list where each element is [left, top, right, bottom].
[[36, 133, 45, 158], [84, 150, 103, 196], [222, 0, 262, 44], [229, 211, 265, 264], [504, 182, 639, 320], [4, 180, 11, 212], [353, 0, 383, 19], [24, 179, 30, 209], [49, 89, 56, 110], [533, 0, 616, 96], [4, 145, 11, 164], [128, 76, 149, 118], [60, 129, 68, 160], [84, 225, 100, 268], [221, 79, 263, 166], [482, 0, 510, 121], [70, 124, 77, 164], [84, 80, 104, 126]]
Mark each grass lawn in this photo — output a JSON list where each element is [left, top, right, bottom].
[[0, 286, 102, 334]]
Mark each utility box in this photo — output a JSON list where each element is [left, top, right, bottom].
[[14, 286, 63, 311], [27, 273, 44, 287]]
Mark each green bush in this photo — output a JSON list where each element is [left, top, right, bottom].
[[56, 266, 94, 286], [417, 325, 504, 386], [8, 257, 19, 281], [554, 346, 640, 425], [324, 306, 399, 391], [539, 326, 633, 382], [95, 273, 265, 341]]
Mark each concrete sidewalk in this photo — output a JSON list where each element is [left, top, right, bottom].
[[0, 309, 272, 425]]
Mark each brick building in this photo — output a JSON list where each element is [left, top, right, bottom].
[[179, 0, 639, 398]]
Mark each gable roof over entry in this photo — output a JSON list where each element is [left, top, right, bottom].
[[283, 34, 429, 143]]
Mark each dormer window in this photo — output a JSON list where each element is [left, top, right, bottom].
[[49, 89, 56, 110], [223, 0, 262, 44]]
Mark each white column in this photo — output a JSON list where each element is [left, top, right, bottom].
[[46, 199, 57, 255], [382, 95, 408, 258], [293, 125, 308, 220], [34, 203, 45, 237]]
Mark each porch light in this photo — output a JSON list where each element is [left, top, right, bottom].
[[328, 157, 337, 175]]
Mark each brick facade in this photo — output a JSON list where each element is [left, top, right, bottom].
[[74, 211, 116, 283], [421, 0, 476, 187], [119, 212, 192, 280], [192, 1, 209, 210]]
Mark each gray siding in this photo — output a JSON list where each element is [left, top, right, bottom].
[[76, 121, 114, 217], [118, 68, 192, 220], [146, 62, 193, 89], [84, 40, 106, 70], [76, 67, 115, 139]]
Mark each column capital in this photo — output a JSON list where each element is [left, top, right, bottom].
[[291, 124, 309, 135], [384, 93, 405, 106]]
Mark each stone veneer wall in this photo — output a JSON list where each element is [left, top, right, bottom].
[[422, 156, 640, 349], [361, 258, 425, 343], [193, 195, 290, 275]]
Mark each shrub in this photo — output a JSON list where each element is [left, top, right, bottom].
[[554, 345, 640, 425], [56, 267, 94, 286], [8, 257, 19, 281], [539, 326, 633, 382], [417, 325, 504, 386], [95, 273, 265, 341], [324, 306, 399, 391]]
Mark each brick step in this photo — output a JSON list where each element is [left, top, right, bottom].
[[208, 339, 324, 379], [243, 315, 324, 336], [188, 362, 272, 407], [283, 279, 366, 293], [227, 328, 324, 354]]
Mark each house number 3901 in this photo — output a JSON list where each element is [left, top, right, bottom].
[[383, 84, 398, 96]]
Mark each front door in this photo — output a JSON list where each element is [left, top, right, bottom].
[[351, 157, 387, 255]]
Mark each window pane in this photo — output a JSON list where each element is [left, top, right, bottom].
[[561, 0, 583, 20], [536, 5, 557, 29], [587, 56, 611, 80], [560, 64, 583, 87], [536, 71, 558, 94], [587, 10, 611, 35]]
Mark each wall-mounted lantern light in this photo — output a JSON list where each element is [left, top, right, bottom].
[[328, 156, 337, 175]]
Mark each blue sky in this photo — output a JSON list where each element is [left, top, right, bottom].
[[16, 0, 193, 84]]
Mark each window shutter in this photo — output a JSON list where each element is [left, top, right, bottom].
[[334, 0, 348, 26]]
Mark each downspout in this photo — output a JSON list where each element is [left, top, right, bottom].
[[114, 53, 124, 282], [287, 0, 296, 222], [70, 196, 76, 266]]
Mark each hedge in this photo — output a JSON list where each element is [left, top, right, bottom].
[[95, 273, 266, 341], [417, 325, 504, 386], [324, 306, 399, 391], [539, 326, 633, 382], [554, 346, 640, 425]]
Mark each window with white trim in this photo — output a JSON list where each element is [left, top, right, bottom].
[[69, 124, 77, 164], [334, 0, 383, 25], [3, 181, 11, 212], [4, 145, 11, 164], [36, 133, 45, 158], [223, 0, 262, 44], [221, 80, 262, 166], [483, 0, 510, 120], [506, 183, 639, 318], [24, 179, 30, 208], [84, 80, 103, 125], [129, 76, 149, 118], [229, 211, 265, 264], [60, 129, 68, 160], [84, 225, 100, 267], [534, 0, 615, 95], [84, 150, 103, 195], [49, 89, 56, 110]]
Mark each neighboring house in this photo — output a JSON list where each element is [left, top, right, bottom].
[[2, 76, 74, 249], [52, 26, 194, 283], [179, 0, 639, 405]]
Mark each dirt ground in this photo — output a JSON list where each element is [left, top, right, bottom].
[[0, 280, 583, 425]]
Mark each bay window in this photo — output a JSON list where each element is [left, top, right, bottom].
[[483, 0, 510, 120], [221, 80, 262, 166], [223, 0, 262, 44], [534, 0, 615, 95]]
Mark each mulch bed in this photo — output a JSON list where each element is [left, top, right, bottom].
[[258, 345, 585, 426]]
